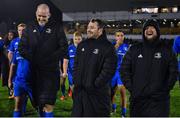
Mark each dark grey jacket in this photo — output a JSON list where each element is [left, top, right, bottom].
[[72, 35, 117, 116], [18, 20, 68, 105]]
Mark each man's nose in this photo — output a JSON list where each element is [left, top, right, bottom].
[[39, 17, 44, 20]]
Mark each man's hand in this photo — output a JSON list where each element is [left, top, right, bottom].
[[8, 80, 12, 89], [62, 72, 68, 78]]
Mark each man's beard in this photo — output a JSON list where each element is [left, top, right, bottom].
[[145, 35, 157, 42], [38, 19, 48, 26]]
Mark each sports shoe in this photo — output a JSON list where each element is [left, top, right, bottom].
[[8, 94, 14, 99], [60, 96, 65, 101], [112, 108, 116, 113], [68, 89, 72, 97]]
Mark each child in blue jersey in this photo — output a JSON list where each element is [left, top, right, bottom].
[[8, 35, 21, 98], [60, 31, 82, 100], [111, 31, 128, 117], [8, 23, 33, 117], [0, 30, 17, 99], [173, 36, 180, 85], [7, 24, 25, 100], [8, 24, 29, 106]]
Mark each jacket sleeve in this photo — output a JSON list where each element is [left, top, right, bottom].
[[167, 50, 178, 90], [120, 46, 133, 92], [72, 43, 82, 86], [94, 45, 117, 88], [56, 24, 69, 59], [47, 23, 69, 61], [63, 46, 69, 60]]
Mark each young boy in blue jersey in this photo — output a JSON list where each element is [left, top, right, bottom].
[[173, 36, 180, 85], [111, 30, 128, 117], [7, 24, 24, 100], [0, 30, 17, 99], [7, 29, 22, 99], [60, 31, 82, 100], [8, 23, 33, 117]]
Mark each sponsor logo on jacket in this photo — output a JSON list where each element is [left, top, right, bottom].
[[93, 49, 99, 54], [154, 52, 162, 59], [46, 28, 52, 34], [81, 48, 85, 52], [138, 54, 143, 58]]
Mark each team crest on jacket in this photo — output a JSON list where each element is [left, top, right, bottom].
[[81, 48, 85, 52], [154, 52, 162, 59], [93, 49, 99, 54], [46, 28, 52, 34]]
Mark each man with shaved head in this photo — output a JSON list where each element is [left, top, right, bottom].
[[18, 3, 68, 117], [36, 4, 51, 27]]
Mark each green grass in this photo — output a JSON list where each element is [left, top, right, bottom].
[[0, 78, 180, 117]]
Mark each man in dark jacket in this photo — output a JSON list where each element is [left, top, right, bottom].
[[120, 19, 178, 117], [18, 4, 68, 117], [72, 19, 117, 117]]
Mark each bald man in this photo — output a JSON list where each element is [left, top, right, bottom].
[[18, 4, 68, 117]]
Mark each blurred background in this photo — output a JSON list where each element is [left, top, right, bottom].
[[0, 0, 180, 41]]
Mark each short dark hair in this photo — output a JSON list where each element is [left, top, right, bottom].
[[90, 18, 104, 29]]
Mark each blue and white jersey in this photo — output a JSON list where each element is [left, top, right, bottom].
[[173, 36, 180, 54], [8, 37, 20, 53], [173, 36, 180, 73], [12, 51, 31, 84], [116, 43, 129, 70], [68, 44, 77, 74], [0, 40, 4, 48]]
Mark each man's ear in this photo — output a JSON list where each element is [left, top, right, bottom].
[[48, 13, 51, 19], [36, 10, 38, 16], [99, 28, 103, 35]]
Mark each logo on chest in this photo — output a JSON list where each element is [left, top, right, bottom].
[[70, 49, 74, 53], [46, 28, 52, 34], [93, 49, 99, 54], [154, 52, 162, 59], [81, 48, 85, 52], [15, 42, 19, 46], [118, 50, 125, 56]]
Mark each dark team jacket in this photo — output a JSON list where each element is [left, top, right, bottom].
[[18, 20, 68, 103], [120, 40, 178, 100], [18, 20, 68, 72], [72, 35, 117, 116]]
